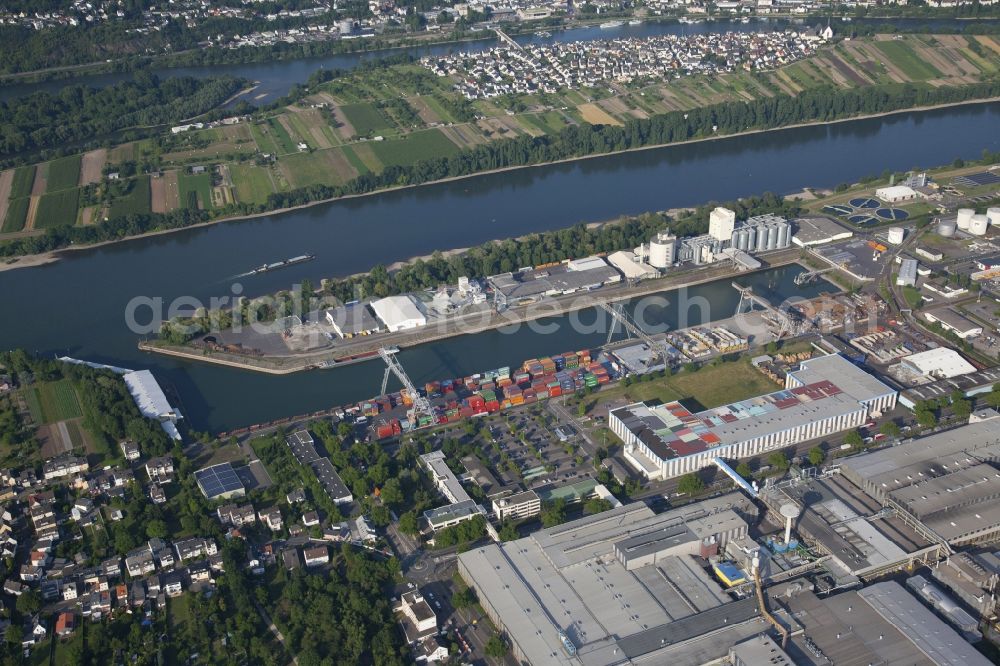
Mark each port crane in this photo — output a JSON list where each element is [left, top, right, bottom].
[[733, 283, 793, 339], [379, 347, 434, 423], [597, 301, 672, 364], [793, 267, 834, 286]]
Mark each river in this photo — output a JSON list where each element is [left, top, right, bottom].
[[1, 102, 998, 431], [3, 17, 996, 104]]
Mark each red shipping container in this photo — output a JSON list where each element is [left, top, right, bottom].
[[549, 386, 562, 398], [486, 400, 501, 412]]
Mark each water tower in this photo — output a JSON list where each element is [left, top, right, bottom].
[[780, 503, 801, 547]]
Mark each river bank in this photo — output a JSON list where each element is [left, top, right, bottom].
[[3, 96, 998, 274], [138, 249, 803, 374]]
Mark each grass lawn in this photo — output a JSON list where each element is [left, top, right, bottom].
[[9, 165, 36, 199], [178, 172, 213, 210], [29, 379, 83, 423], [230, 164, 275, 205], [53, 629, 84, 666], [280, 151, 337, 188], [47, 154, 82, 192], [34, 188, 80, 229], [339, 145, 371, 175], [1, 196, 29, 232], [875, 41, 942, 80], [341, 102, 393, 136], [169, 594, 193, 632], [267, 117, 298, 154], [368, 129, 460, 167], [108, 175, 150, 219]]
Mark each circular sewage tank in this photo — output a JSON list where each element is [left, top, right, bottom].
[[849, 197, 879, 209], [876, 208, 909, 221]]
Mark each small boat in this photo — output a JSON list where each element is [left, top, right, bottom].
[[628, 19, 642, 25], [249, 254, 315, 275], [534, 30, 552, 37], [600, 20, 624, 29]]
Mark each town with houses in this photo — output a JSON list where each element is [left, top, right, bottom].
[[423, 30, 822, 98]]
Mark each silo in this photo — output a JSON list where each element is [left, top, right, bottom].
[[756, 226, 768, 252], [648, 231, 676, 269], [937, 218, 957, 237], [766, 225, 778, 251], [957, 208, 974, 231], [778, 223, 791, 249], [988, 207, 1000, 228], [734, 229, 748, 251], [746, 227, 757, 250], [970, 214, 989, 236]]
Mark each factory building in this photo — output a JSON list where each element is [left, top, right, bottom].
[[875, 184, 918, 203], [370, 295, 427, 332], [606, 250, 658, 281], [612, 355, 895, 480], [709, 206, 736, 242], [923, 308, 983, 339], [838, 410, 1000, 547], [457, 497, 761, 666], [324, 302, 383, 338], [898, 348, 976, 381], [791, 216, 854, 247], [488, 256, 621, 307], [897, 258, 918, 286]]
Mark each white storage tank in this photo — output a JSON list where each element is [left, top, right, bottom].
[[648, 231, 676, 269], [988, 207, 1000, 228], [887, 227, 905, 245], [937, 217, 957, 237], [970, 214, 989, 236], [957, 208, 974, 230], [778, 224, 791, 248]]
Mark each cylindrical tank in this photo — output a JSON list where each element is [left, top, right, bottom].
[[970, 214, 989, 236], [746, 227, 757, 250], [988, 207, 1000, 228], [887, 227, 905, 245], [937, 218, 957, 237], [957, 208, 974, 230], [766, 225, 778, 251], [756, 227, 768, 252], [734, 229, 748, 251]]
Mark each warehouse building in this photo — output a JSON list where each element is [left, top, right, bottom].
[[612, 354, 896, 480], [838, 411, 1000, 547], [457, 497, 760, 666], [488, 257, 621, 306], [370, 295, 427, 332], [923, 308, 983, 339], [897, 258, 918, 286], [876, 184, 918, 203], [606, 250, 658, 281], [897, 347, 977, 381], [900, 366, 1000, 408], [791, 215, 854, 247], [324, 302, 383, 338]]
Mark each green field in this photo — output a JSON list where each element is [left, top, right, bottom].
[[9, 165, 36, 199], [250, 122, 279, 155], [178, 172, 213, 210], [339, 145, 371, 175], [341, 102, 393, 136], [46, 154, 82, 192], [1, 197, 29, 232], [230, 164, 275, 205], [108, 175, 151, 219], [34, 188, 80, 228], [267, 117, 298, 154], [368, 129, 460, 167], [280, 151, 336, 188], [874, 41, 943, 80], [26, 379, 83, 424]]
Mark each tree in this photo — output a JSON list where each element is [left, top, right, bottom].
[[916, 408, 938, 428], [541, 499, 567, 528], [16, 589, 40, 615], [807, 447, 825, 466], [880, 421, 901, 438], [952, 397, 972, 419], [583, 497, 612, 515], [677, 472, 704, 495], [844, 430, 864, 450], [735, 461, 752, 480], [398, 510, 420, 535], [485, 633, 509, 658], [498, 521, 518, 541], [767, 451, 789, 471], [146, 518, 168, 539], [452, 587, 476, 609]]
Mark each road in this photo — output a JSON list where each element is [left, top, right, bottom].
[[255, 600, 299, 665]]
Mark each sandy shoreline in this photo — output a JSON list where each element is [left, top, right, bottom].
[[2, 95, 998, 274]]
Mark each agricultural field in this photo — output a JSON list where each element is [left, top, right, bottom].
[[340, 102, 393, 136], [1, 196, 29, 232], [230, 164, 276, 205], [178, 172, 213, 210], [24, 379, 83, 424], [368, 129, 462, 167], [46, 154, 83, 192], [9, 165, 36, 199], [108, 175, 151, 219], [34, 188, 80, 228]]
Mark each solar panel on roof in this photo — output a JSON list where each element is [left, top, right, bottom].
[[195, 463, 244, 498], [954, 172, 1000, 187]]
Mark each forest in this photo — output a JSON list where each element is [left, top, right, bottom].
[[0, 72, 245, 159], [3, 79, 1000, 260]]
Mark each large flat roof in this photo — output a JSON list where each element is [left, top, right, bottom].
[[370, 294, 425, 328], [792, 215, 854, 246], [325, 302, 381, 335], [787, 353, 897, 405], [902, 366, 1000, 404]]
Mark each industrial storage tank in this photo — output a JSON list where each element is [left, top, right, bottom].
[[766, 225, 778, 251], [887, 227, 905, 245], [957, 208, 974, 230], [778, 224, 791, 249], [970, 214, 989, 236], [756, 228, 768, 252], [734, 229, 749, 251], [937, 217, 957, 237], [746, 227, 757, 250], [648, 231, 675, 269], [988, 207, 1000, 228]]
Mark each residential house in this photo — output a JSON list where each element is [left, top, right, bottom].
[[55, 613, 75, 637], [62, 581, 78, 601], [19, 565, 41, 582], [124, 548, 156, 577], [101, 557, 121, 578], [188, 561, 211, 583], [149, 484, 166, 504], [161, 571, 184, 597], [217, 503, 256, 527], [286, 488, 306, 504], [42, 455, 89, 481], [3, 580, 24, 596], [145, 456, 174, 484], [302, 511, 320, 527], [282, 548, 300, 571], [120, 440, 141, 461], [259, 507, 283, 531], [395, 590, 438, 644], [71, 498, 94, 521], [174, 537, 214, 562], [303, 546, 329, 567]]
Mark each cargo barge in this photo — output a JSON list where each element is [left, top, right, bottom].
[[249, 254, 315, 275]]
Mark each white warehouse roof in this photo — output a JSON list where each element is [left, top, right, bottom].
[[875, 185, 917, 202], [606, 251, 658, 280], [122, 370, 183, 440], [566, 255, 609, 272], [370, 295, 427, 332], [901, 348, 976, 380]]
